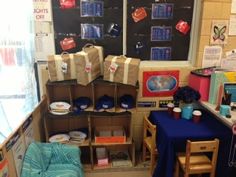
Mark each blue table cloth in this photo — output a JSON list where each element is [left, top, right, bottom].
[[149, 110, 233, 177]]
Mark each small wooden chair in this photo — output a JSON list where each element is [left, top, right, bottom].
[[142, 115, 158, 175], [174, 138, 219, 177]]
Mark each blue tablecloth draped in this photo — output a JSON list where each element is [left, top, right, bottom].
[[149, 110, 233, 177]]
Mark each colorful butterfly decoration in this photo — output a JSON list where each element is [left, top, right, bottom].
[[213, 25, 226, 41]]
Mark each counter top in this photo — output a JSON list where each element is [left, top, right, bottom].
[[201, 101, 236, 128]]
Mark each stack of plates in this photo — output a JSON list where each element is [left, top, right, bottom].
[[50, 102, 71, 115], [69, 131, 87, 143], [49, 134, 70, 143]]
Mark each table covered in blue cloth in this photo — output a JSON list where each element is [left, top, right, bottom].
[[149, 110, 233, 177]]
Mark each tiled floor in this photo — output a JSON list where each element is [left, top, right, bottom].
[[85, 158, 151, 177], [85, 169, 150, 177]]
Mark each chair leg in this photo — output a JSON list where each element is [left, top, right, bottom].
[[142, 144, 146, 162], [150, 153, 156, 175], [210, 171, 215, 177], [184, 172, 189, 177], [174, 160, 179, 177]]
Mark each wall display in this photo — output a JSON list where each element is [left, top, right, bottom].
[[107, 23, 122, 37], [60, 37, 76, 50], [151, 3, 174, 19], [175, 20, 190, 35], [81, 24, 104, 39], [127, 0, 195, 60], [210, 20, 229, 45], [52, 0, 123, 56], [132, 7, 147, 23], [221, 59, 236, 71], [202, 46, 222, 68], [151, 26, 172, 41], [34, 21, 55, 61], [59, 0, 76, 9], [53, 0, 195, 60], [151, 47, 172, 60], [80, 0, 103, 17], [142, 70, 179, 97]]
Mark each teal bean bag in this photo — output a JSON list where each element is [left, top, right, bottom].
[[21, 142, 84, 177]]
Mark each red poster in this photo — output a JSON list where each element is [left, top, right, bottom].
[[143, 70, 179, 97]]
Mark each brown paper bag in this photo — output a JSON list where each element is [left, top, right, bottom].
[[74, 44, 104, 86], [47, 53, 76, 82], [103, 55, 140, 86]]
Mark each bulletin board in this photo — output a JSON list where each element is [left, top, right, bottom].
[[52, 0, 123, 56], [127, 0, 194, 61], [52, 0, 195, 60]]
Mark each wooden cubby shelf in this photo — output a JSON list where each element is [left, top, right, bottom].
[[44, 78, 137, 170]]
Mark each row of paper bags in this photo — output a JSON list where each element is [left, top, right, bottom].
[[47, 44, 140, 86]]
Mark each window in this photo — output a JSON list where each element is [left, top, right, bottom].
[[0, 1, 38, 143]]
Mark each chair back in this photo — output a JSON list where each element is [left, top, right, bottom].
[[185, 138, 219, 173], [143, 116, 156, 148]]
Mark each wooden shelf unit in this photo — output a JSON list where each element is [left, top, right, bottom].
[[44, 79, 137, 170]]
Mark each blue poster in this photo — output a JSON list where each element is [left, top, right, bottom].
[[81, 0, 104, 17], [151, 47, 172, 60], [152, 3, 174, 19], [81, 24, 103, 39], [151, 26, 172, 41]]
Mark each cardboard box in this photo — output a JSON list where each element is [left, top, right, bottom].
[[74, 45, 104, 86], [95, 126, 126, 143], [103, 55, 140, 86], [47, 53, 77, 82], [96, 147, 109, 166]]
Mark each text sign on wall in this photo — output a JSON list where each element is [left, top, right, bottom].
[[33, 0, 52, 21]]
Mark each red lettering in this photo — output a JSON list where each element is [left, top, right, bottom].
[[34, 9, 48, 13], [36, 15, 44, 19]]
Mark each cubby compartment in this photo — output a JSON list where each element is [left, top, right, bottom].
[[90, 112, 132, 145], [91, 143, 135, 170], [93, 80, 116, 112], [116, 84, 138, 112], [44, 113, 89, 146], [80, 146, 92, 170], [71, 83, 94, 111], [46, 80, 73, 108]]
